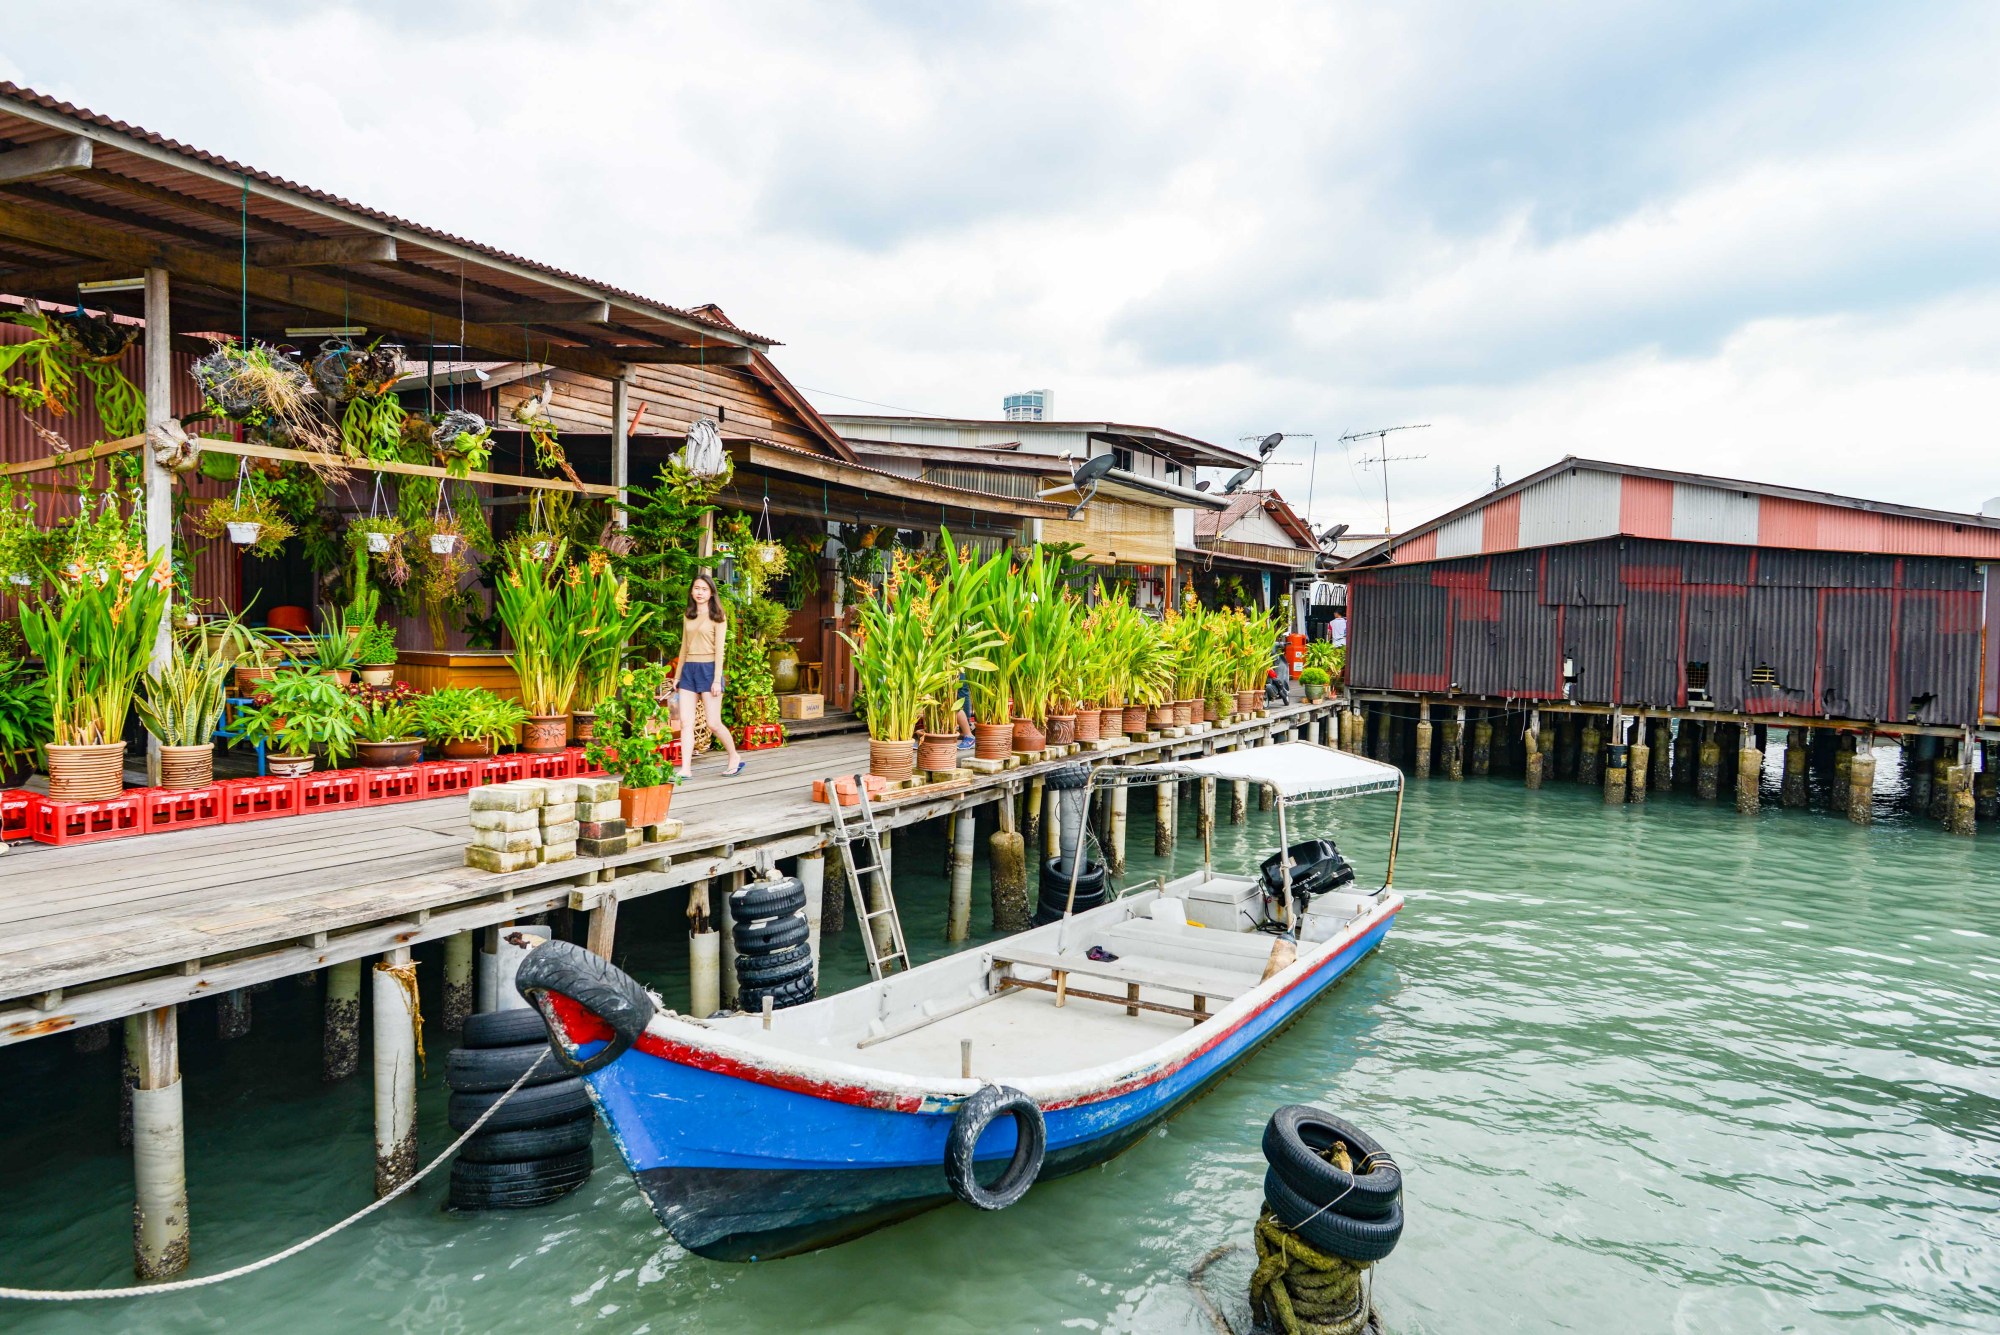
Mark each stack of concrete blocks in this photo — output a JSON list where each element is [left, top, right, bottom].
[[464, 778, 579, 871], [575, 777, 639, 858]]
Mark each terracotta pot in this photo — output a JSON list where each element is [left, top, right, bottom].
[[441, 738, 492, 760], [571, 711, 597, 743], [1148, 705, 1172, 730], [1123, 705, 1148, 735], [917, 730, 960, 773], [621, 782, 674, 827], [236, 663, 275, 693], [1074, 707, 1101, 743], [45, 741, 127, 802], [869, 737, 915, 782], [973, 720, 1013, 762], [1047, 713, 1077, 746], [355, 738, 425, 768], [357, 664, 395, 687], [1101, 707, 1127, 740], [267, 752, 316, 778], [1012, 718, 1046, 753], [522, 714, 569, 753], [157, 743, 214, 790], [1189, 698, 1206, 724], [1237, 689, 1258, 715], [1172, 700, 1193, 728]]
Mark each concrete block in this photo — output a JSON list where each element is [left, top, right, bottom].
[[642, 818, 684, 844], [964, 757, 1008, 775], [574, 798, 622, 822], [540, 820, 579, 846], [465, 845, 538, 873], [470, 827, 542, 853], [469, 782, 542, 813], [579, 833, 639, 858], [573, 776, 622, 804], [525, 778, 578, 806], [540, 840, 577, 864], [538, 802, 577, 827], [468, 807, 540, 833], [578, 818, 628, 840]]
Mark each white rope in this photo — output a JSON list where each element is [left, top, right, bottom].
[[0, 1051, 558, 1302]]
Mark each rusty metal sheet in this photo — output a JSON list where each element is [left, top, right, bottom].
[[1821, 588, 1892, 722], [1619, 589, 1682, 709]]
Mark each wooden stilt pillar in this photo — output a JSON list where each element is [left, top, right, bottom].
[[1043, 783, 1061, 861], [1524, 710, 1545, 790], [120, 1014, 140, 1148], [798, 852, 826, 981], [442, 930, 474, 1033], [1651, 720, 1673, 792], [688, 880, 720, 1017], [371, 947, 418, 1199], [131, 1005, 189, 1280], [868, 833, 896, 960], [948, 809, 976, 942], [1470, 714, 1492, 776], [323, 959, 361, 1082], [586, 896, 619, 959], [1446, 706, 1466, 781], [1198, 777, 1216, 843], [1848, 741, 1876, 825]]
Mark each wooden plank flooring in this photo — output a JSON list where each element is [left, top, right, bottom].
[[0, 704, 1336, 1042]]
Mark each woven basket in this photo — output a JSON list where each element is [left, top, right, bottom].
[[46, 742, 126, 802]]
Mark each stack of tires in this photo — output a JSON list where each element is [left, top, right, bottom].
[[1034, 764, 1106, 924], [445, 1008, 595, 1210], [1260, 1105, 1403, 1262], [1033, 856, 1106, 923], [732, 874, 816, 1012]]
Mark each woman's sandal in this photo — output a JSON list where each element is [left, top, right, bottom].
[[725, 760, 747, 777]]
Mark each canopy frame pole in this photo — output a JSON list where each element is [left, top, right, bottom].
[[1384, 784, 1405, 890], [1275, 794, 1295, 935]]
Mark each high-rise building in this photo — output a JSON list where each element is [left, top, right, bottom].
[[1001, 389, 1052, 422]]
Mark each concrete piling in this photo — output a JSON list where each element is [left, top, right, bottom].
[[1946, 745, 1976, 836], [1044, 783, 1061, 861], [1908, 735, 1936, 813], [1154, 778, 1175, 855], [1231, 778, 1248, 824], [1651, 720, 1673, 792], [1696, 725, 1720, 800], [1831, 735, 1854, 814], [1578, 720, 1603, 786], [1782, 729, 1809, 808], [1930, 747, 1953, 823], [822, 844, 846, 934], [1025, 776, 1045, 853], [1628, 737, 1650, 804], [1978, 742, 1999, 822], [1554, 716, 1577, 781], [130, 1005, 189, 1280], [1604, 744, 1629, 805], [215, 988, 251, 1041], [1736, 732, 1763, 814], [1445, 707, 1466, 781], [1848, 742, 1876, 824], [1525, 711, 1545, 790], [119, 1015, 139, 1147], [990, 792, 1030, 931], [322, 959, 361, 1083], [948, 810, 976, 941], [1371, 709, 1394, 765], [442, 931, 474, 1034], [371, 947, 419, 1199], [1197, 777, 1216, 844], [688, 880, 720, 1018], [1414, 703, 1433, 779], [868, 833, 896, 961], [798, 851, 826, 979], [1471, 716, 1493, 776]]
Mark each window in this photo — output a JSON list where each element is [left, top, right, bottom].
[[1111, 447, 1134, 471]]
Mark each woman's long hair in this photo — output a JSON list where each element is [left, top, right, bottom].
[[684, 573, 726, 623]]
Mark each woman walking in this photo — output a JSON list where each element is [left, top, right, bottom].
[[673, 574, 745, 779]]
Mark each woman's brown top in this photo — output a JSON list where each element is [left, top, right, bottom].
[[678, 614, 727, 666]]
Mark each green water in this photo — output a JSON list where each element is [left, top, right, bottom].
[[2, 765, 1996, 1333]]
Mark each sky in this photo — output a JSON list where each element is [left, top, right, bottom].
[[5, 1, 1998, 532]]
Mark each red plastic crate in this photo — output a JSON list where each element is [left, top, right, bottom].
[[477, 755, 527, 786], [141, 784, 225, 833], [30, 792, 146, 845], [299, 769, 366, 814], [222, 775, 301, 823], [566, 746, 607, 778], [418, 759, 482, 797], [360, 765, 425, 805], [1, 789, 35, 841], [524, 750, 573, 779]]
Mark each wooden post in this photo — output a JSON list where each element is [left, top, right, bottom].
[[1848, 740, 1876, 825], [1025, 776, 1044, 852], [798, 851, 826, 982], [1231, 778, 1248, 825], [1108, 783, 1129, 877], [442, 930, 474, 1034], [120, 1014, 140, 1147], [1154, 777, 1175, 855], [610, 370, 631, 528], [990, 791, 1029, 931], [586, 896, 619, 959], [688, 879, 720, 1017], [142, 268, 173, 787], [131, 1005, 189, 1279], [1578, 719, 1603, 786], [323, 958, 361, 1082], [948, 808, 976, 942], [372, 948, 419, 1198], [719, 870, 742, 1009]]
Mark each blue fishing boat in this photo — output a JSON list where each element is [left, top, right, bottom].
[[520, 743, 1405, 1261]]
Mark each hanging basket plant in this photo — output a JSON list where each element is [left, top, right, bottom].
[[191, 461, 296, 558], [309, 338, 402, 404], [432, 408, 494, 478]]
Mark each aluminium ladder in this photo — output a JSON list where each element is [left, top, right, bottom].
[[822, 775, 912, 980]]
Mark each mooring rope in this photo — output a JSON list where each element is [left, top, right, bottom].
[[0, 1051, 555, 1302]]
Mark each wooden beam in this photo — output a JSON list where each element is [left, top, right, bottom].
[[249, 236, 399, 267], [0, 199, 637, 379], [607, 345, 754, 366], [469, 300, 611, 325], [195, 437, 616, 496], [0, 260, 144, 293], [0, 433, 143, 477], [0, 135, 92, 185]]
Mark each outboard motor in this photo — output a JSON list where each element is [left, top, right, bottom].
[[1258, 838, 1355, 914]]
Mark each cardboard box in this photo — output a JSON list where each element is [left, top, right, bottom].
[[779, 693, 824, 720]]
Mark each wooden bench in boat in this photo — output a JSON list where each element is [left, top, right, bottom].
[[988, 946, 1251, 1024]]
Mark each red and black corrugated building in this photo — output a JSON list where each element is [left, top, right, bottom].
[[1339, 459, 2000, 731]]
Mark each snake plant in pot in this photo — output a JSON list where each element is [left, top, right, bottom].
[[136, 630, 234, 789]]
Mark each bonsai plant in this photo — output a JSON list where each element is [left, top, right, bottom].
[[345, 681, 423, 768], [495, 545, 592, 751], [414, 687, 528, 759], [136, 631, 234, 789], [583, 662, 682, 826], [18, 551, 171, 801], [236, 669, 358, 776], [354, 620, 398, 686], [1298, 665, 1331, 702]]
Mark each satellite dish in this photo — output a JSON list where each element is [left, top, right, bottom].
[[1983, 495, 2000, 518], [1222, 465, 1258, 493], [1321, 522, 1349, 543], [1257, 432, 1283, 458], [1066, 452, 1118, 518], [1194, 480, 1211, 492]]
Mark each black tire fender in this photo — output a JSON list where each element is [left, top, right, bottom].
[[1262, 1105, 1401, 1220], [448, 1076, 592, 1133], [736, 952, 814, 990], [445, 1042, 570, 1093], [513, 941, 655, 1076], [461, 1008, 552, 1049], [732, 913, 809, 954], [733, 941, 813, 978], [455, 1113, 596, 1164], [945, 1085, 1046, 1211], [1263, 1168, 1404, 1263], [730, 875, 806, 920]]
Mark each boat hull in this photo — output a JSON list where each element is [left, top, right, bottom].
[[575, 905, 1398, 1261]]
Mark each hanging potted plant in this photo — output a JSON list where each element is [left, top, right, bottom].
[[0, 478, 48, 589], [136, 630, 233, 789], [236, 669, 357, 777], [496, 546, 591, 752], [354, 620, 398, 686], [432, 409, 494, 479], [192, 462, 297, 558], [20, 552, 171, 802], [584, 663, 682, 826], [415, 687, 528, 760], [346, 681, 424, 768]]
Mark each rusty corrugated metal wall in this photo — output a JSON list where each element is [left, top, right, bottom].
[[1349, 536, 1990, 727]]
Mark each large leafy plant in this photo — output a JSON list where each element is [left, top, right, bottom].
[[0, 656, 51, 764], [571, 547, 650, 715], [19, 550, 170, 746], [840, 548, 995, 743], [345, 681, 420, 743], [237, 669, 357, 763], [584, 663, 681, 790], [495, 545, 593, 715], [413, 687, 527, 747]]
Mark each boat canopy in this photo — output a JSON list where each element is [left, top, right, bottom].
[[1112, 743, 1403, 804]]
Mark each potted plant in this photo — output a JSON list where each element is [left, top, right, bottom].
[[349, 514, 403, 557], [1299, 665, 1330, 702], [307, 610, 360, 685], [496, 547, 591, 751], [18, 552, 170, 801], [841, 549, 993, 782], [1008, 546, 1075, 751], [951, 546, 1018, 761], [0, 655, 52, 788], [236, 669, 357, 777], [354, 620, 398, 686], [415, 687, 529, 759], [571, 551, 651, 744], [136, 631, 233, 789], [584, 663, 681, 826], [346, 681, 424, 768]]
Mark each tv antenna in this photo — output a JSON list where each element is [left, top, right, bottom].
[[1341, 423, 1430, 534]]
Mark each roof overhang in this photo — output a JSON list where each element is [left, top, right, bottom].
[[822, 413, 1258, 470], [725, 440, 1064, 529], [1040, 468, 1228, 510]]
